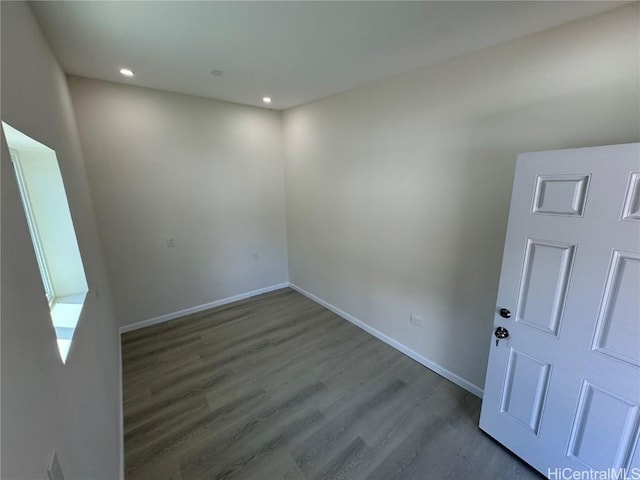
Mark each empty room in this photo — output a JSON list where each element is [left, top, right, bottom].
[[1, 1, 639, 479]]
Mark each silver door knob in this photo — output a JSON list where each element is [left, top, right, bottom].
[[495, 327, 509, 339], [499, 308, 511, 319]]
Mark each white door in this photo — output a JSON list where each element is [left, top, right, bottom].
[[480, 143, 640, 478]]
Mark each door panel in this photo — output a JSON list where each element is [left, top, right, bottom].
[[500, 348, 551, 435], [592, 250, 640, 367], [567, 381, 640, 470], [515, 238, 576, 336], [532, 174, 590, 217], [480, 143, 640, 477], [622, 173, 640, 221]]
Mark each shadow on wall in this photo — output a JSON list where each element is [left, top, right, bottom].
[[442, 82, 640, 377]]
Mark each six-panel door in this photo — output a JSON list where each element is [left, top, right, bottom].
[[480, 143, 640, 477]]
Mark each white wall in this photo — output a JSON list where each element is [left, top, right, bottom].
[[1, 2, 121, 479], [283, 4, 640, 392], [68, 78, 288, 326]]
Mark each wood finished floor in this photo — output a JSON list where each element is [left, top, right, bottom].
[[122, 288, 542, 480]]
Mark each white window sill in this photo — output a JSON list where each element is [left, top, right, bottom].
[[50, 291, 87, 362]]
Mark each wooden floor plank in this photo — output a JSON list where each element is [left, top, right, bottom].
[[122, 288, 542, 480]]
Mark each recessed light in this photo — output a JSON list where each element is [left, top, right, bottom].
[[262, 97, 272, 104], [119, 68, 134, 77]]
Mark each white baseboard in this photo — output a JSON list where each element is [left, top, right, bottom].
[[288, 282, 484, 398], [118, 283, 289, 334], [117, 280, 483, 398]]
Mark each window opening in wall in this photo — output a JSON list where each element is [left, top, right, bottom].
[[2, 122, 88, 363]]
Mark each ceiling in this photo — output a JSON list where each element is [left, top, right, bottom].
[[30, 1, 627, 110]]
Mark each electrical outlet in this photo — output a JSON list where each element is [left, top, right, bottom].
[[166, 238, 175, 248], [47, 451, 64, 480], [410, 314, 424, 327]]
